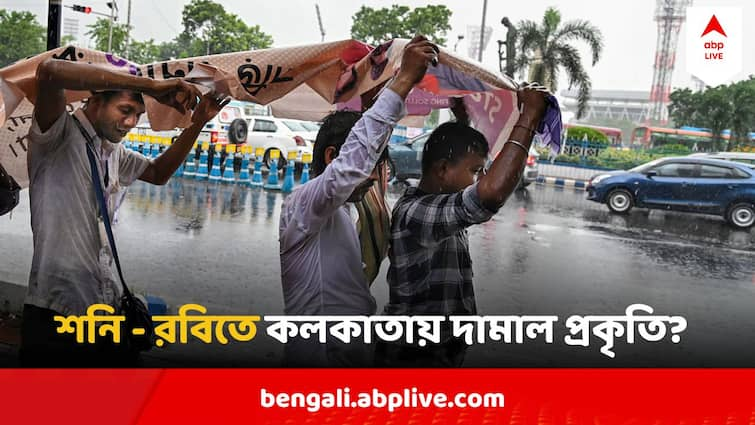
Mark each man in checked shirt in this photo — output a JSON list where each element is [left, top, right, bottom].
[[378, 84, 549, 367]]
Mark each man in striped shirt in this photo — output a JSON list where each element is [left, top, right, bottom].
[[279, 36, 439, 366]]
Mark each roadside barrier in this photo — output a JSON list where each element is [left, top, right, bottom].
[[264, 149, 282, 190], [251, 147, 264, 187], [281, 151, 297, 193], [183, 144, 197, 178], [222, 145, 236, 183], [209, 144, 222, 182], [196, 143, 210, 180], [238, 146, 251, 185], [300, 152, 311, 185]]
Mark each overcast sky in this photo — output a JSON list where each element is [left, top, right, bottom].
[[3, 0, 753, 93]]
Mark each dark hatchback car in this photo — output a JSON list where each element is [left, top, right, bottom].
[[586, 157, 755, 229], [387, 132, 430, 182], [388, 132, 539, 187]]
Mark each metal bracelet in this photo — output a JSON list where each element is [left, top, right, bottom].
[[506, 139, 530, 155]]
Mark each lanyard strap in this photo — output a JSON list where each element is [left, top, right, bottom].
[[72, 115, 133, 299]]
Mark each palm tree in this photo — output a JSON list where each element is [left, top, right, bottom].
[[515, 7, 603, 118]]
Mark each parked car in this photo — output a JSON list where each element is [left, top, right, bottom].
[[517, 147, 539, 187], [276, 118, 320, 147], [129, 101, 310, 171], [131, 100, 262, 147], [688, 152, 755, 168], [195, 99, 270, 145], [387, 132, 429, 181], [387, 132, 539, 188], [244, 116, 312, 169], [586, 157, 755, 228]]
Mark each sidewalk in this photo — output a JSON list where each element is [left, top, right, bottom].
[[536, 162, 608, 190], [536, 176, 588, 190]]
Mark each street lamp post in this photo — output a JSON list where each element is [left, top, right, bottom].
[[124, 0, 132, 59], [106, 1, 118, 53], [477, 0, 488, 61]]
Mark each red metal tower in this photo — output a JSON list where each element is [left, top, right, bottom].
[[649, 0, 692, 124]]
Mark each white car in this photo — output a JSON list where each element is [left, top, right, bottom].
[[128, 101, 311, 170], [245, 117, 313, 169], [277, 118, 320, 147], [130, 100, 265, 147]]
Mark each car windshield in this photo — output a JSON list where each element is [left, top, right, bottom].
[[282, 120, 307, 131], [407, 133, 429, 145], [629, 158, 665, 173], [301, 122, 320, 131]]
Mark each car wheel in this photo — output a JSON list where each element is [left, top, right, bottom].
[[725, 202, 755, 229], [228, 119, 248, 144], [606, 188, 633, 214]]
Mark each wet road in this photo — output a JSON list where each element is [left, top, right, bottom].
[[1, 179, 753, 366]]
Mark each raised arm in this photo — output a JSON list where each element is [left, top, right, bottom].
[[139, 92, 230, 185], [34, 58, 200, 133], [476, 83, 549, 210], [291, 36, 438, 232]]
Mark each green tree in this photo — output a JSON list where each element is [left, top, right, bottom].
[[85, 18, 129, 55], [565, 126, 609, 144], [0, 9, 46, 67], [669, 79, 755, 152], [728, 77, 755, 150], [515, 7, 603, 119], [156, 40, 181, 61], [129, 39, 161, 64], [669, 85, 732, 150], [61, 34, 77, 46], [178, 0, 273, 57], [350, 5, 452, 46], [668, 88, 701, 127], [82, 0, 273, 62], [697, 85, 733, 150]]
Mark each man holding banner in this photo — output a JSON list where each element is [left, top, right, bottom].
[[20, 58, 228, 366], [378, 83, 549, 367], [278, 36, 439, 367]]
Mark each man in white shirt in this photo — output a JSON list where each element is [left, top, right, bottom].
[[21, 58, 228, 366]]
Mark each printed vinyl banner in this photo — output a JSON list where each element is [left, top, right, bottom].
[[0, 40, 526, 188]]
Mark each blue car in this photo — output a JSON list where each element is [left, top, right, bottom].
[[586, 157, 755, 229]]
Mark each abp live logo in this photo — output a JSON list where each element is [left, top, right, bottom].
[[686, 7, 742, 86], [701, 15, 725, 59]]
